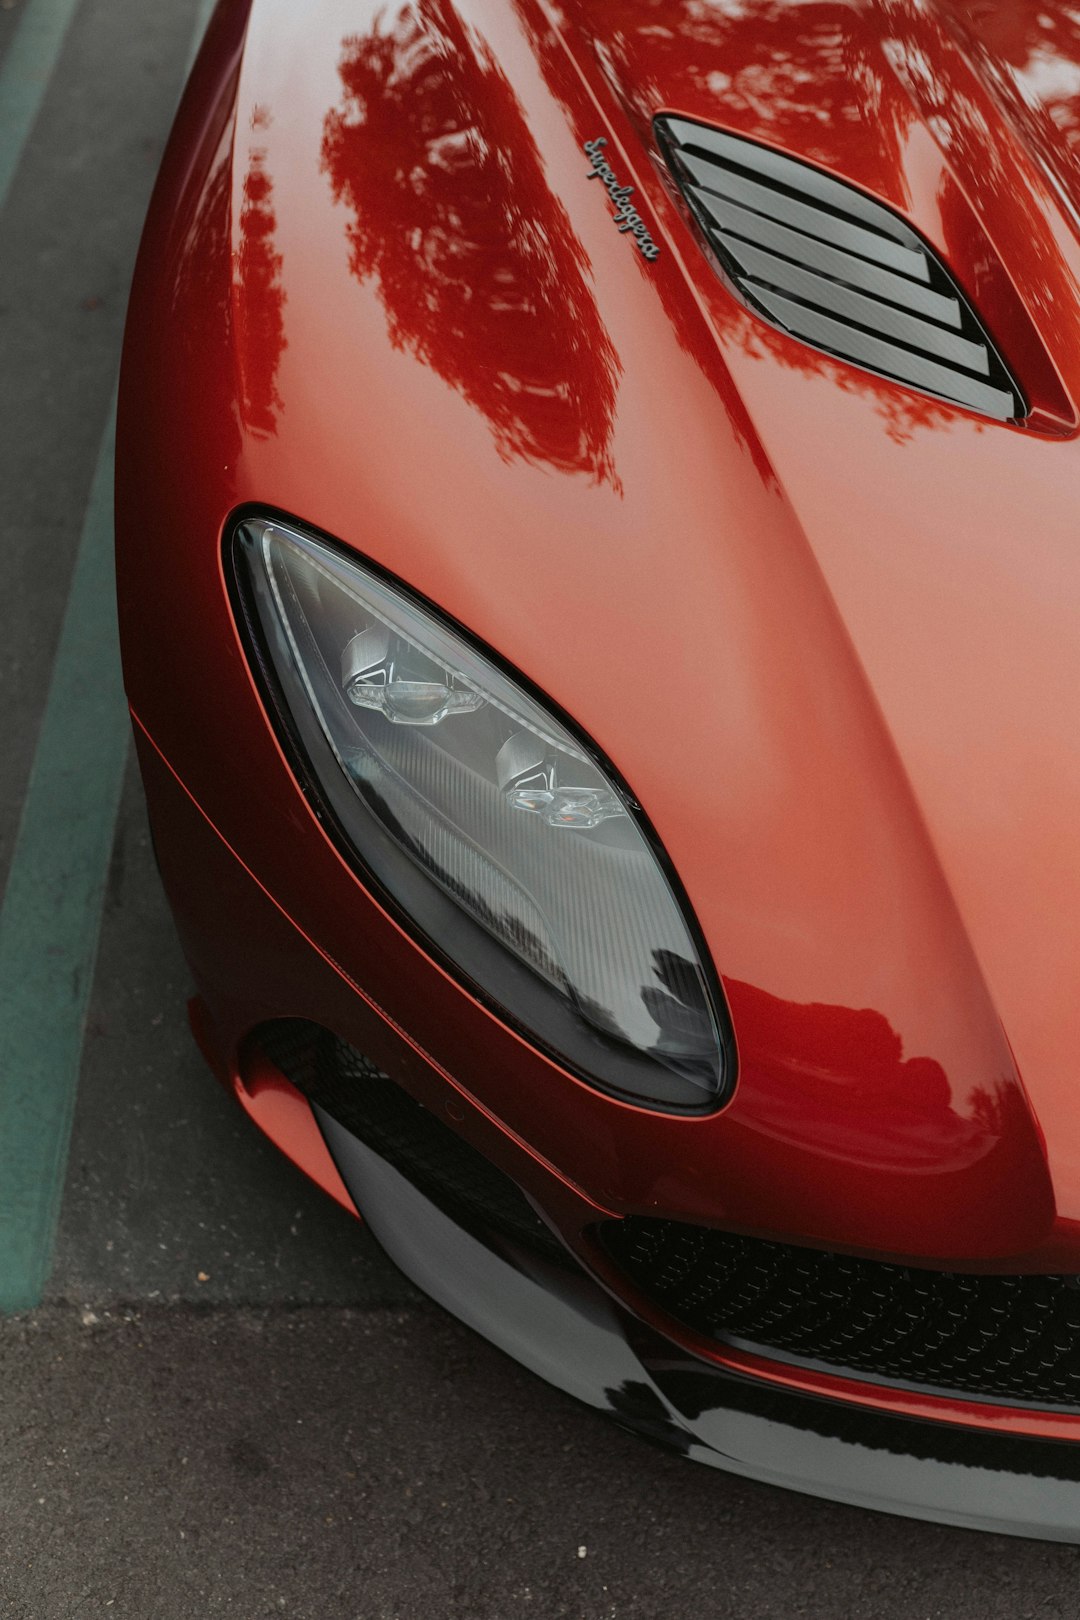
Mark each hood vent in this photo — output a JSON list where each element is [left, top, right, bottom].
[[655, 116, 1026, 423]]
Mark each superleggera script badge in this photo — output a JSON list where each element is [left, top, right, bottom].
[[583, 138, 661, 261]]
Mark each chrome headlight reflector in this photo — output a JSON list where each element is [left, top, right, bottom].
[[231, 517, 733, 1113]]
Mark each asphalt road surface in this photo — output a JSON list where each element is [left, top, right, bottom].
[[4, 1, 1080, 1615]]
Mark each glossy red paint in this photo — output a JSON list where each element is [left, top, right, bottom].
[[232, 1057, 357, 1215], [118, 0, 1080, 1438], [134, 710, 1080, 1446]]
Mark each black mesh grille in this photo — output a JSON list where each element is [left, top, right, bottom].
[[655, 116, 1026, 422], [256, 1019, 566, 1263], [601, 1218, 1080, 1407]]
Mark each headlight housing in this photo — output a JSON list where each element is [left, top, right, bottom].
[[230, 516, 734, 1113]]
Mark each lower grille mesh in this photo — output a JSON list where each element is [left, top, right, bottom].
[[601, 1218, 1080, 1407], [256, 1019, 565, 1263]]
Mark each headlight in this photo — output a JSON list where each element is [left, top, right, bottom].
[[231, 516, 734, 1113]]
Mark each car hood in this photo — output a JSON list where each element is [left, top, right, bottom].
[[213, 0, 1080, 1262]]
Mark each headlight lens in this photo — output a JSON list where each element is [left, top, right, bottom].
[[232, 517, 733, 1112]]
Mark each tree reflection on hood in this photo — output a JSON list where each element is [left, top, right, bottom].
[[320, 0, 622, 483]]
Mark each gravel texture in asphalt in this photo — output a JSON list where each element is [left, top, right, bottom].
[[6, 0, 1080, 1614], [5, 1305, 1080, 1620]]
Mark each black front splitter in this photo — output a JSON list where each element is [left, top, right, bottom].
[[317, 1109, 1080, 1542]]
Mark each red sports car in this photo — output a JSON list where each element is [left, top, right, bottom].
[[117, 0, 1080, 1538]]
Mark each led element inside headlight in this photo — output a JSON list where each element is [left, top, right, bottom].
[[232, 518, 733, 1112]]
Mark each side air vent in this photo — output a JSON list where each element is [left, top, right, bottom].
[[254, 1019, 569, 1265], [654, 116, 1026, 423]]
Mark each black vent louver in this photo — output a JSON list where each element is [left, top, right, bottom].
[[655, 116, 1026, 423]]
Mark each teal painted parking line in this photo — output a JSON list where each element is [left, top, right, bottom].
[[0, 405, 128, 1313], [0, 0, 221, 1314], [0, 0, 83, 217]]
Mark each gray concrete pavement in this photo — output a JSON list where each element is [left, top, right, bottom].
[[5, 1306, 1080, 1620], [0, 0, 198, 896], [49, 759, 415, 1312], [6, 0, 1080, 1614]]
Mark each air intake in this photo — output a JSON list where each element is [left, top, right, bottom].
[[255, 1019, 568, 1264], [655, 116, 1026, 423], [601, 1217, 1080, 1407]]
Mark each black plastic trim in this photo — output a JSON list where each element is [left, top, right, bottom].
[[601, 1216, 1080, 1409]]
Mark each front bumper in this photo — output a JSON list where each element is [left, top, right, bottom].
[[324, 1112, 1080, 1542], [135, 714, 1080, 1540]]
